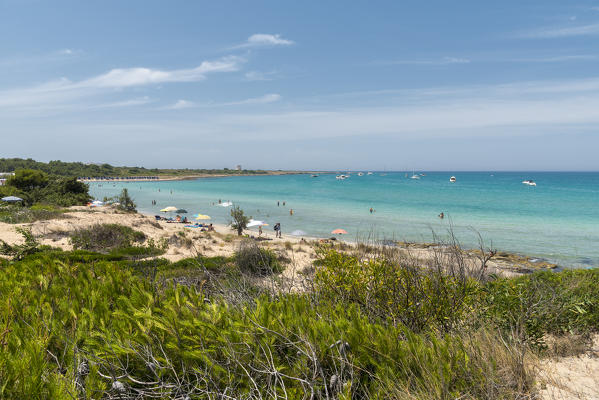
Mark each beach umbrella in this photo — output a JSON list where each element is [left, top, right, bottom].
[[175, 209, 188, 213], [1, 196, 23, 202], [195, 214, 211, 220], [219, 201, 233, 207], [160, 206, 178, 212], [331, 229, 348, 235], [291, 230, 307, 236], [247, 219, 268, 227]]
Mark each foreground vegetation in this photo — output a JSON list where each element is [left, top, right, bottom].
[[0, 226, 597, 399], [0, 158, 269, 178]]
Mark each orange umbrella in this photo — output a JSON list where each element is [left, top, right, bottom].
[[331, 229, 348, 234]]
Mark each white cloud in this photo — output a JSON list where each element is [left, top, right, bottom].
[[245, 70, 278, 81], [507, 54, 598, 63], [168, 99, 195, 109], [233, 33, 294, 49], [375, 56, 470, 66], [58, 49, 74, 55], [520, 23, 599, 38], [0, 56, 244, 111], [224, 93, 281, 105], [80, 56, 242, 88]]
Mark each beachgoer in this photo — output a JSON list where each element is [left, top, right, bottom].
[[369, 207, 373, 213], [277, 201, 280, 206], [176, 215, 181, 222], [258, 225, 263, 236], [274, 222, 281, 238], [183, 217, 189, 223], [289, 209, 293, 216], [282, 201, 286, 206], [439, 212, 444, 219], [218, 199, 222, 204]]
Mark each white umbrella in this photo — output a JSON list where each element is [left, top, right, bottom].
[[247, 219, 268, 227], [291, 230, 307, 236], [1, 196, 23, 202], [219, 201, 233, 207], [160, 206, 178, 212]]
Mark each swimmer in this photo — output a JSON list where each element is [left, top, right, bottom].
[[439, 212, 444, 219], [369, 207, 373, 214]]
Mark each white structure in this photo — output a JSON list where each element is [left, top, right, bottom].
[[235, 165, 242, 171], [0, 172, 14, 186]]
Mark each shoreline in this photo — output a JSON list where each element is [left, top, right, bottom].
[[79, 171, 327, 182], [0, 205, 558, 275]]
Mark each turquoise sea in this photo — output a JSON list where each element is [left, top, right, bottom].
[[89, 172, 599, 269]]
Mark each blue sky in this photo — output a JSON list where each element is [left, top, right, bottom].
[[1, 0, 599, 170]]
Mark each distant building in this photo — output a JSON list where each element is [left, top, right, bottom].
[[236, 165, 242, 171]]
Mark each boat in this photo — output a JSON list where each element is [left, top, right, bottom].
[[522, 180, 537, 186], [367, 172, 373, 175], [336, 175, 349, 180], [449, 176, 456, 182], [410, 170, 420, 179], [311, 174, 319, 177], [357, 172, 364, 176]]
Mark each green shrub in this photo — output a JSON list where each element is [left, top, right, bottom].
[[0, 254, 534, 399], [234, 239, 283, 275], [69, 223, 146, 252], [482, 269, 599, 345], [0, 205, 65, 223], [0, 227, 43, 260], [313, 247, 480, 332]]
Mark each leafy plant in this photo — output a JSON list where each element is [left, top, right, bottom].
[[229, 205, 249, 236], [235, 239, 283, 275], [0, 227, 43, 260], [117, 188, 136, 212], [69, 223, 146, 252]]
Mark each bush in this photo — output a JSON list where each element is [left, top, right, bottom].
[[117, 188, 136, 212], [0, 204, 65, 224], [313, 246, 481, 332], [69, 224, 146, 252], [481, 269, 599, 346], [0, 227, 44, 260], [229, 205, 249, 236], [235, 239, 283, 275]]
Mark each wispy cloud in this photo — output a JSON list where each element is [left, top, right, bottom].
[[0, 56, 244, 111], [223, 93, 281, 105], [506, 54, 598, 62], [245, 70, 278, 81], [166, 94, 281, 110], [80, 56, 242, 88], [167, 99, 195, 109], [233, 33, 294, 49], [0, 48, 79, 68], [519, 23, 599, 38], [374, 56, 470, 66]]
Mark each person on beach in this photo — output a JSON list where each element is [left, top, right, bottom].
[[274, 222, 281, 238], [370, 207, 373, 213], [277, 201, 280, 206], [289, 209, 294, 216], [283, 201, 286, 206], [258, 225, 263, 237], [438, 212, 444, 219]]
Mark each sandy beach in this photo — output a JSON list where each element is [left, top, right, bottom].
[[0, 205, 555, 276]]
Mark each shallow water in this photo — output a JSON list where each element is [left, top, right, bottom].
[[89, 171, 599, 269]]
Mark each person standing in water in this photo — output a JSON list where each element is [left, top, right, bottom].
[[289, 209, 293, 216]]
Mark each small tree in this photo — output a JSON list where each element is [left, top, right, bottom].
[[6, 169, 48, 191], [117, 188, 136, 212], [230, 205, 249, 236]]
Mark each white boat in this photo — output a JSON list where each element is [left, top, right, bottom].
[[449, 176, 456, 182], [410, 169, 420, 179], [311, 174, 319, 177], [336, 175, 349, 180], [522, 180, 537, 186], [357, 172, 364, 176], [367, 172, 373, 175]]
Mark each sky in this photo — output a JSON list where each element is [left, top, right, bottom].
[[1, 1, 599, 171]]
